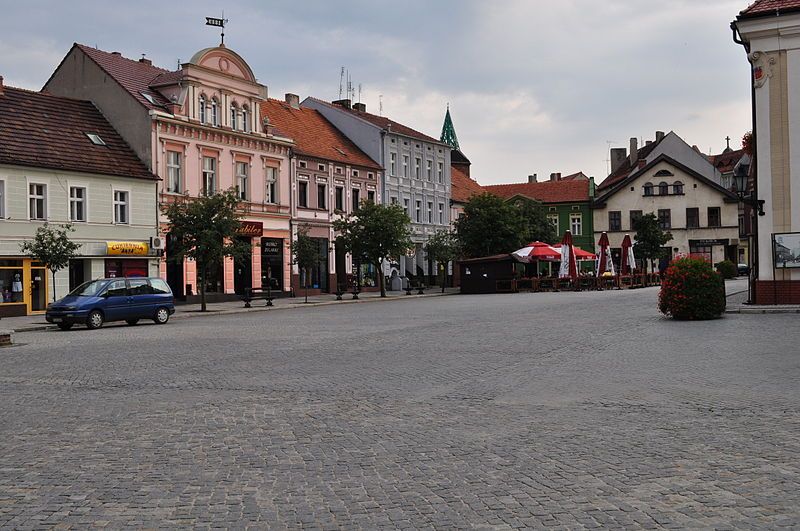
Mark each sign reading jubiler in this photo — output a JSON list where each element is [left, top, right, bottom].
[[236, 221, 263, 237], [107, 241, 150, 256]]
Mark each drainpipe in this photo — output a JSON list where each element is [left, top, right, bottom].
[[731, 20, 758, 304]]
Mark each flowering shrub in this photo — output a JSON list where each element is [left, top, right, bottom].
[[715, 260, 736, 279], [658, 257, 726, 320]]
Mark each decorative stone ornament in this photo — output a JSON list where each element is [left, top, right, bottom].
[[748, 51, 776, 89]]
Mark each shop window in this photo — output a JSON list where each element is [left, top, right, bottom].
[[29, 183, 47, 220], [0, 264, 24, 304], [113, 190, 129, 224], [69, 186, 86, 222]]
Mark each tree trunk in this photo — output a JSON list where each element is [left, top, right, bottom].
[[379, 258, 386, 297], [52, 269, 58, 302], [198, 263, 207, 312], [441, 263, 446, 293]]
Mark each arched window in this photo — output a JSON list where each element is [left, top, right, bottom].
[[210, 98, 218, 126], [241, 105, 250, 133], [673, 181, 684, 195], [643, 182, 653, 196], [230, 103, 238, 130], [659, 181, 669, 195], [198, 95, 206, 123]]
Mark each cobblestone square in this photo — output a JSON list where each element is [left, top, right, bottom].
[[1, 287, 798, 529]]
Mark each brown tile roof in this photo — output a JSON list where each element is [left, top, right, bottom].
[[306, 97, 442, 144], [0, 86, 157, 180], [451, 165, 484, 203], [71, 44, 175, 110], [484, 179, 590, 203], [739, 0, 800, 17], [597, 139, 662, 191], [260, 99, 381, 170], [708, 148, 745, 174]]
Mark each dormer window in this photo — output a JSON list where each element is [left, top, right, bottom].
[[230, 103, 238, 130], [658, 181, 669, 195], [673, 181, 684, 195], [140, 92, 157, 105], [198, 95, 206, 123], [85, 133, 106, 146], [643, 182, 653, 196]]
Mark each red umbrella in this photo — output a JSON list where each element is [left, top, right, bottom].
[[558, 230, 578, 279], [553, 244, 596, 260], [596, 232, 614, 275], [621, 234, 633, 275], [512, 241, 561, 262]]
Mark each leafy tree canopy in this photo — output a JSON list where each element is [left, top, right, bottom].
[[291, 225, 322, 302], [20, 223, 81, 302], [454, 193, 527, 258], [633, 213, 673, 272]]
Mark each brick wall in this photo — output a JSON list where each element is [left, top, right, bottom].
[[754, 280, 800, 304]]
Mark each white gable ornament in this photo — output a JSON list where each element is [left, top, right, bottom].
[[748, 51, 776, 89]]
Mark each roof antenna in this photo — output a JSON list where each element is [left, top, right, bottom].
[[339, 67, 344, 99], [379, 94, 383, 116], [358, 83, 362, 104]]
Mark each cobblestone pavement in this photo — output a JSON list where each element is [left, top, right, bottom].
[[0, 286, 798, 529]]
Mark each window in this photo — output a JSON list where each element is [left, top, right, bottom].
[[739, 213, 746, 236], [630, 210, 642, 230], [128, 278, 151, 296], [105, 279, 127, 298], [403, 155, 409, 177], [69, 186, 86, 222], [352, 188, 360, 211], [85, 133, 106, 146], [673, 181, 684, 195], [570, 213, 582, 235], [141, 92, 157, 105], [335, 167, 343, 175], [352, 170, 359, 177], [265, 167, 277, 203], [202, 157, 216, 195], [317, 183, 327, 209], [415, 200, 422, 223], [29, 183, 46, 220], [437, 162, 443, 183], [415, 158, 421, 179], [403, 198, 409, 217], [608, 211, 621, 231], [335, 187, 344, 211], [390, 196, 398, 204], [659, 182, 669, 195], [298, 181, 308, 208], [390, 153, 397, 175], [438, 203, 444, 224], [242, 106, 250, 132], [708, 207, 721, 227], [643, 182, 653, 196], [113, 190, 129, 224], [367, 190, 375, 203], [236, 162, 249, 200], [547, 213, 559, 233], [166, 151, 182, 193], [427, 160, 433, 181], [427, 201, 433, 223], [686, 208, 699, 229], [230, 104, 238, 130], [658, 209, 671, 230], [318, 164, 326, 171], [299, 161, 307, 169], [151, 278, 171, 295], [198, 95, 206, 123], [211, 98, 218, 126]]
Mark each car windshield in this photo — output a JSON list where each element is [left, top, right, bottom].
[[68, 279, 111, 297]]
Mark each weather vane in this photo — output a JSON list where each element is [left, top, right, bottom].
[[205, 12, 229, 45]]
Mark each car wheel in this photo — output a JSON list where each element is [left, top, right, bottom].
[[154, 307, 170, 324], [57, 322, 73, 331], [126, 319, 139, 326], [86, 310, 104, 330]]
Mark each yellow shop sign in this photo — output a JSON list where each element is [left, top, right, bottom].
[[107, 241, 149, 256]]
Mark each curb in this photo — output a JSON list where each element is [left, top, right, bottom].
[[9, 291, 457, 333], [726, 307, 800, 314]]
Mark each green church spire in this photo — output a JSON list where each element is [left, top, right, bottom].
[[440, 104, 460, 150]]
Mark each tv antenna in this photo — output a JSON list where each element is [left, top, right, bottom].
[[338, 67, 345, 99], [379, 94, 383, 116], [605, 140, 617, 174], [357, 83, 362, 103]]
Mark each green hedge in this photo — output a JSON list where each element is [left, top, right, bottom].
[[659, 257, 726, 320], [715, 260, 736, 279]]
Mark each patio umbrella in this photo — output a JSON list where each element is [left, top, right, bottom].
[[558, 230, 579, 280], [596, 232, 615, 276], [553, 244, 597, 261], [621, 234, 636, 275], [512, 241, 561, 262]]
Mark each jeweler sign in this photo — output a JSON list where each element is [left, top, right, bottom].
[[236, 221, 263, 237], [107, 241, 149, 256]]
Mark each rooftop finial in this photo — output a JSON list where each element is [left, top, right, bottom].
[[440, 104, 459, 150]]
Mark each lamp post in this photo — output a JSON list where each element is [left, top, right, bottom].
[[733, 163, 764, 304]]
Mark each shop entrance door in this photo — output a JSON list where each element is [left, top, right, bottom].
[[69, 259, 85, 292], [233, 237, 252, 295], [30, 266, 48, 311], [166, 233, 184, 298], [335, 244, 347, 292]]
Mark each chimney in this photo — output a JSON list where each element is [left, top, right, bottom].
[[332, 99, 352, 109], [0, 76, 4, 97], [549, 172, 557, 181], [285, 93, 300, 109], [610, 147, 627, 173], [556, 172, 562, 180], [353, 102, 366, 112], [528, 174, 537, 183], [139, 57, 152, 66], [646, 140, 652, 146], [655, 130, 665, 142], [111, 51, 121, 56], [629, 137, 638, 166], [167, 102, 181, 114]]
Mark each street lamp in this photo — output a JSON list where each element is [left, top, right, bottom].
[[733, 164, 765, 216]]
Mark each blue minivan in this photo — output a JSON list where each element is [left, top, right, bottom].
[[46, 277, 175, 330]]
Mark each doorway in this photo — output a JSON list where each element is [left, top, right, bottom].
[[165, 233, 185, 298], [68, 259, 86, 292], [335, 242, 347, 292], [233, 237, 252, 295]]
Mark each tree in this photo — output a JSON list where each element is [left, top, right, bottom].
[[20, 223, 81, 302], [424, 229, 461, 293], [291, 225, 321, 303], [333, 201, 412, 297], [633, 213, 673, 273], [455, 193, 526, 258], [162, 188, 251, 312], [517, 198, 558, 244]]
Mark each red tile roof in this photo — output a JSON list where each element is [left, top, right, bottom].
[[597, 139, 662, 191], [451, 165, 484, 203], [708, 148, 745, 174], [484, 179, 590, 203], [740, 0, 800, 17], [71, 44, 175, 110], [260, 99, 381, 170], [306, 97, 441, 144], [0, 86, 156, 180]]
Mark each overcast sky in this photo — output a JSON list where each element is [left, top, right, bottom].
[[2, 0, 752, 185]]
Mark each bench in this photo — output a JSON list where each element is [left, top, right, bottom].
[[241, 287, 274, 308]]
